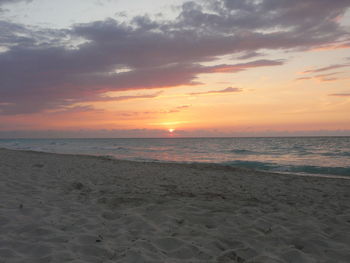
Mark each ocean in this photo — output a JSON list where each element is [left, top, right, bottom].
[[1, 137, 349, 178]]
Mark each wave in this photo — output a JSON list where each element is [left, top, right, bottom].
[[229, 149, 259, 155], [229, 148, 314, 156], [285, 165, 350, 176], [321, 151, 350, 157], [94, 146, 131, 152], [111, 146, 130, 151], [222, 160, 350, 177]]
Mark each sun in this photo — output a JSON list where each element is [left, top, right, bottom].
[[168, 128, 175, 133]]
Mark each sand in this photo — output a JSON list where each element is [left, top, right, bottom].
[[0, 148, 349, 263]]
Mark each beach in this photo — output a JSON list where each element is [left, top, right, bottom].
[[0, 148, 349, 263]]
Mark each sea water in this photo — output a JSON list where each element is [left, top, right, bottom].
[[1, 137, 349, 177]]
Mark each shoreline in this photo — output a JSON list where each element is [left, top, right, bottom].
[[0, 147, 349, 262], [1, 147, 349, 180]]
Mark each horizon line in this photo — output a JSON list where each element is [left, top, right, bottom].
[[1, 135, 350, 140]]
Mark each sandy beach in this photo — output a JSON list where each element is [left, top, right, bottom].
[[0, 148, 349, 263]]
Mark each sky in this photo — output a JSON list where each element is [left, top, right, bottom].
[[0, 0, 350, 138]]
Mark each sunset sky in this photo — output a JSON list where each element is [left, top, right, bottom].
[[0, 0, 350, 137]]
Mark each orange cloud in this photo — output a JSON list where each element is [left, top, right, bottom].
[[296, 72, 343, 82], [329, 93, 350, 97], [189, 87, 242, 96], [83, 91, 163, 102], [311, 42, 350, 51]]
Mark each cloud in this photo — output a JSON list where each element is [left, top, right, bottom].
[[165, 105, 191, 113], [114, 104, 192, 119], [311, 41, 350, 51], [0, 51, 280, 114], [236, 51, 265, 60], [302, 64, 350, 74], [207, 59, 283, 73], [0, 0, 30, 4], [79, 91, 163, 103], [296, 76, 312, 81], [0, 0, 32, 13], [177, 0, 350, 47], [189, 87, 242, 96], [46, 91, 163, 115], [329, 93, 350, 97], [49, 105, 99, 115], [296, 72, 343, 82], [0, 0, 350, 114], [317, 77, 339, 82]]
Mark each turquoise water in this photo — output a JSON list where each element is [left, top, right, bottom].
[[0, 137, 349, 177]]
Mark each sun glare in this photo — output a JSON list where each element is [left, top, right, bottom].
[[168, 129, 175, 133]]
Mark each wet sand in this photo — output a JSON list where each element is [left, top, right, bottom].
[[0, 148, 349, 262]]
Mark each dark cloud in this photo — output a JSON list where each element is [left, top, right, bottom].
[[178, 0, 349, 39], [207, 59, 283, 73], [113, 0, 350, 46], [189, 87, 242, 96], [1, 0, 350, 114], [49, 105, 98, 115], [236, 51, 265, 60], [0, 21, 35, 47], [0, 46, 282, 114]]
